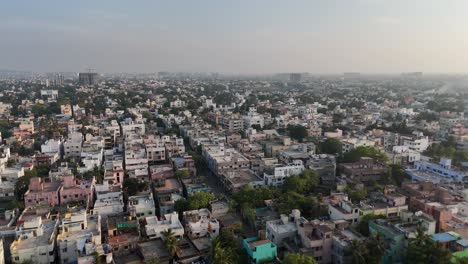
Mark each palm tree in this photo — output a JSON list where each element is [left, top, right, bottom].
[[366, 233, 386, 264], [211, 239, 235, 264], [348, 240, 368, 264], [162, 229, 180, 260]]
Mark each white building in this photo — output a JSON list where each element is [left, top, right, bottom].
[[92, 184, 124, 217], [41, 139, 62, 159], [124, 139, 148, 180], [64, 132, 83, 159], [128, 193, 156, 220], [406, 158, 468, 183], [57, 210, 102, 264], [264, 160, 305, 187], [183, 208, 220, 239], [80, 136, 104, 172], [10, 217, 59, 264], [40, 90, 58, 101], [121, 118, 145, 136], [243, 107, 264, 129], [266, 210, 303, 247], [341, 137, 375, 153], [145, 212, 184, 239], [170, 99, 186, 108], [402, 133, 429, 153]]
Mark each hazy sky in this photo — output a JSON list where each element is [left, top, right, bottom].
[[1, 0, 468, 74]]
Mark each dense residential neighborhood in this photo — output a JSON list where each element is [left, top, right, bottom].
[[0, 72, 466, 264]]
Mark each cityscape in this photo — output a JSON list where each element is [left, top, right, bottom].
[[1, 1, 468, 264]]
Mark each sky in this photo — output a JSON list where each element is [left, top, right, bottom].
[[1, 0, 468, 74]]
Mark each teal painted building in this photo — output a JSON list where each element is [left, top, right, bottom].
[[243, 235, 277, 264], [369, 219, 406, 264]]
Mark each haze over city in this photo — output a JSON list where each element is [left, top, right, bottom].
[[2, 0, 468, 74]]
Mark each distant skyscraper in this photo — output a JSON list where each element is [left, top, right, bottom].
[[290, 73, 302, 82], [79, 72, 99, 85]]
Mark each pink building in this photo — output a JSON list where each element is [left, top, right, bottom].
[[24, 177, 61, 208], [60, 175, 94, 208]]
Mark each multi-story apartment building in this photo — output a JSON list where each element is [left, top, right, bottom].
[[24, 177, 61, 208], [10, 217, 59, 264], [57, 211, 102, 264], [263, 160, 305, 187]]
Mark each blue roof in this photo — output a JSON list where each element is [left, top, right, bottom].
[[433, 233, 458, 243], [457, 239, 468, 247]]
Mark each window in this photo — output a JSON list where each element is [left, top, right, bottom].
[[62, 248, 67, 253]]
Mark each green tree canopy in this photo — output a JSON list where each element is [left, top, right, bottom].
[[287, 125, 308, 142], [341, 146, 388, 163], [283, 253, 317, 264], [319, 138, 342, 155]]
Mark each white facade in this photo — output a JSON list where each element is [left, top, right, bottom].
[[57, 211, 102, 264], [183, 208, 220, 239], [243, 107, 264, 129], [145, 212, 184, 239], [128, 194, 156, 220], [264, 160, 305, 187], [407, 158, 468, 183], [10, 217, 59, 264], [92, 185, 124, 216], [402, 135, 429, 153]]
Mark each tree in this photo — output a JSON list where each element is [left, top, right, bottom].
[[211, 230, 248, 264], [348, 240, 368, 264], [287, 125, 308, 142], [162, 229, 180, 258], [365, 233, 386, 264], [123, 178, 148, 196], [15, 174, 34, 201], [283, 253, 317, 264], [211, 238, 235, 264], [357, 214, 385, 237], [345, 185, 368, 204], [175, 170, 190, 179], [174, 199, 190, 213], [341, 146, 388, 163], [389, 164, 408, 186], [283, 170, 320, 194], [404, 225, 452, 264], [187, 191, 215, 210], [319, 138, 342, 155]]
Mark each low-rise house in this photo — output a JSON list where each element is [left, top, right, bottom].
[[107, 215, 140, 256], [145, 212, 184, 239], [369, 219, 406, 264], [307, 154, 337, 186], [339, 157, 389, 183], [10, 217, 59, 264], [128, 193, 156, 220], [243, 231, 277, 264], [138, 240, 172, 264], [92, 184, 124, 218], [219, 169, 264, 193], [297, 219, 334, 264], [265, 210, 302, 248], [183, 208, 220, 239]]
